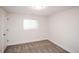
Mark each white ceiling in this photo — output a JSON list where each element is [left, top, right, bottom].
[[1, 6, 75, 16]]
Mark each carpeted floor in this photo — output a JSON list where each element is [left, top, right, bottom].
[[4, 40, 68, 53]]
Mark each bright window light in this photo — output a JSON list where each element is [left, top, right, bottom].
[[23, 19, 38, 30]]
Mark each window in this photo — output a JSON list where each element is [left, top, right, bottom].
[[23, 19, 38, 30]]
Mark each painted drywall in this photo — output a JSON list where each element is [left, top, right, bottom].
[[48, 7, 79, 53], [0, 8, 7, 52], [7, 13, 48, 45]]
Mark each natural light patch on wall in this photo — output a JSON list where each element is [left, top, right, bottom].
[[23, 19, 38, 30]]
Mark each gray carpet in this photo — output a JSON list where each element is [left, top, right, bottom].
[[4, 40, 68, 53]]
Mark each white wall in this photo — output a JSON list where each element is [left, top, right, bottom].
[[48, 7, 79, 53], [7, 13, 48, 45], [0, 8, 7, 52]]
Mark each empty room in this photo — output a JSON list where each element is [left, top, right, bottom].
[[0, 6, 79, 53]]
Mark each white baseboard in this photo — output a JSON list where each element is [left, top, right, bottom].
[[49, 39, 71, 53], [7, 39, 48, 46]]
